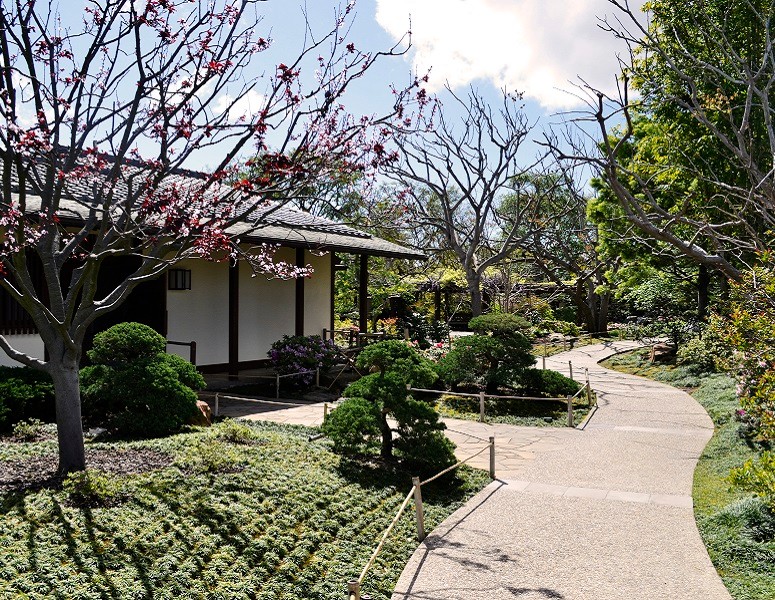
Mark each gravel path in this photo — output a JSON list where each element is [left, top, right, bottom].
[[391, 340, 731, 600]]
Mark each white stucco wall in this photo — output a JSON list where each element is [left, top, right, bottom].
[[304, 251, 332, 338], [238, 247, 296, 362], [0, 334, 45, 367], [164, 248, 333, 367], [165, 258, 229, 365]]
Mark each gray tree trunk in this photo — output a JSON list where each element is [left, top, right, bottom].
[[48, 353, 86, 474], [467, 273, 483, 317]]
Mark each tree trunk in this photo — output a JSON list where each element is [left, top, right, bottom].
[[697, 264, 710, 320], [379, 408, 393, 460], [467, 273, 483, 317], [49, 355, 86, 474]]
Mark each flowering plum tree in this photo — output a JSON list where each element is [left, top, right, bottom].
[[0, 0, 420, 472]]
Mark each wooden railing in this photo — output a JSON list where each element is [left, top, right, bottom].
[[166, 339, 197, 365]]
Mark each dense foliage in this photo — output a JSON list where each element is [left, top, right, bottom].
[[80, 323, 204, 437], [437, 314, 534, 393], [323, 340, 456, 473], [268, 335, 338, 387], [0, 421, 489, 600], [0, 366, 55, 432]]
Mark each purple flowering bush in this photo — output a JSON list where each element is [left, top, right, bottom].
[[268, 335, 337, 387]]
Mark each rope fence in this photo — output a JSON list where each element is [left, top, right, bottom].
[[347, 434, 496, 600]]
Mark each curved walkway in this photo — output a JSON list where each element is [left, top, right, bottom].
[[391, 341, 731, 600]]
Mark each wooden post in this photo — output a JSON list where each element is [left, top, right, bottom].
[[567, 395, 573, 427], [585, 369, 591, 406], [228, 261, 239, 379], [347, 579, 361, 600], [568, 361, 574, 380], [358, 254, 369, 335], [412, 477, 425, 541], [489, 436, 496, 479], [214, 392, 220, 417], [542, 343, 547, 369], [275, 373, 280, 399], [404, 327, 410, 341], [479, 391, 486, 423], [316, 368, 320, 387], [324, 402, 329, 421], [190, 341, 197, 366]]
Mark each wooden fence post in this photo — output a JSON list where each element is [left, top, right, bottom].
[[347, 579, 361, 600], [324, 402, 329, 421], [479, 391, 486, 423], [275, 373, 280, 399], [567, 395, 573, 427], [316, 368, 320, 387], [412, 477, 425, 541], [214, 392, 219, 417], [489, 437, 496, 480], [568, 361, 574, 380]]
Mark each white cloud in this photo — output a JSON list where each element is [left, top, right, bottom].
[[375, 0, 645, 110], [214, 89, 267, 122]]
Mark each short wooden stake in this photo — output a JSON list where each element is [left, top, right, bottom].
[[347, 579, 361, 600], [567, 395, 574, 427], [323, 402, 329, 421], [412, 477, 425, 541], [489, 437, 496, 479], [316, 368, 320, 387], [214, 392, 220, 417], [568, 360, 574, 380], [275, 373, 280, 399], [479, 391, 486, 422]]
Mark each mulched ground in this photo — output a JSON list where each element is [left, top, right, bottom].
[[0, 447, 173, 493]]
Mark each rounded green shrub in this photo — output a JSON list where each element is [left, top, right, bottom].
[[468, 313, 531, 335], [87, 322, 167, 366], [325, 340, 455, 471], [81, 323, 203, 437], [519, 368, 581, 398], [321, 397, 381, 454], [437, 316, 534, 394]]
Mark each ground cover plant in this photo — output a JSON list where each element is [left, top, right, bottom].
[[0, 420, 488, 600], [602, 349, 775, 600]]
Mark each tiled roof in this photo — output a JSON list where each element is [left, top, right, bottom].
[[1, 154, 425, 260]]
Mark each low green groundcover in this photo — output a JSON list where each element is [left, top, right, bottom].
[[0, 421, 488, 600]]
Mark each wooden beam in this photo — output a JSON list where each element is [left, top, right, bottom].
[[228, 260, 239, 379], [330, 253, 336, 335], [295, 248, 305, 336], [358, 254, 368, 334]]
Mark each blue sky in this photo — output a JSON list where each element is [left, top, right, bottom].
[[14, 0, 644, 171], [218, 0, 646, 170]]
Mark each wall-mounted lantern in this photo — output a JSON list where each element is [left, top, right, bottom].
[[168, 269, 192, 290]]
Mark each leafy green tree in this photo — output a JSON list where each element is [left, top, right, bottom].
[[437, 314, 534, 394], [571, 0, 775, 282], [322, 340, 455, 472]]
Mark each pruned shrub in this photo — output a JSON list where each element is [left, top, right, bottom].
[[268, 335, 337, 387], [216, 419, 261, 445], [87, 322, 166, 365], [520, 368, 581, 398], [437, 314, 534, 394], [0, 366, 55, 432], [81, 322, 204, 437], [677, 315, 732, 373], [321, 397, 381, 454], [323, 340, 455, 473]]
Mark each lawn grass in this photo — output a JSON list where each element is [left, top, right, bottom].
[[601, 350, 775, 600], [0, 420, 489, 600]]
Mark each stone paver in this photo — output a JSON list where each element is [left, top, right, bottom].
[[204, 341, 731, 600], [391, 341, 731, 600]]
